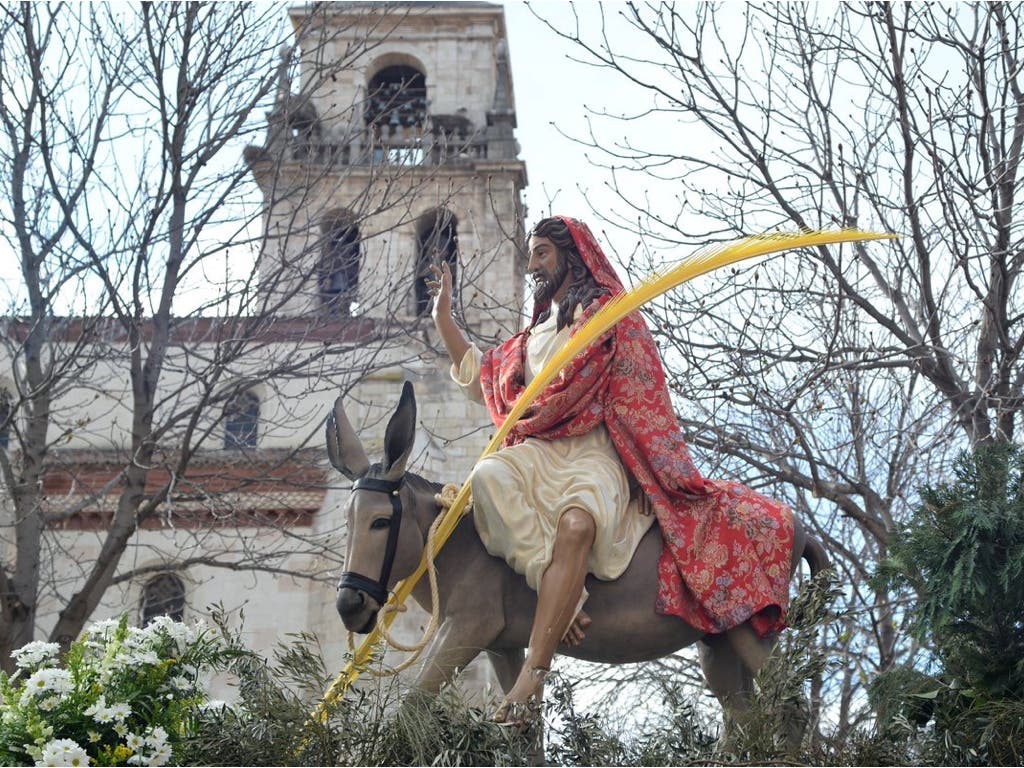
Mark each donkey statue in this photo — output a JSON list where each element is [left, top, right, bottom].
[[329, 381, 829, 742]]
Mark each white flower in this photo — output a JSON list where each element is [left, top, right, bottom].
[[83, 619, 120, 642], [148, 745, 172, 767], [83, 698, 110, 723], [36, 738, 89, 767], [145, 615, 207, 653], [113, 723, 128, 738], [83, 700, 131, 724], [146, 726, 168, 750], [125, 732, 145, 750], [19, 668, 73, 706], [121, 646, 161, 666], [12, 641, 60, 670], [84, 697, 130, 724], [38, 695, 61, 711], [167, 674, 192, 690]]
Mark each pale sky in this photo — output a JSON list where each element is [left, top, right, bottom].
[[503, 1, 670, 271]]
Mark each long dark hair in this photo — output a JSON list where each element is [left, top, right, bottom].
[[530, 217, 608, 331]]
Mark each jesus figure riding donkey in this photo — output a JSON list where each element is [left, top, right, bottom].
[[327, 216, 890, 745]]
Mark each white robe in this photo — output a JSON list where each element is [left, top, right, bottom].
[[451, 309, 654, 593]]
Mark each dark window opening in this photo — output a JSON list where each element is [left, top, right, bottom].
[[320, 221, 361, 314], [0, 392, 10, 450], [224, 391, 259, 449], [416, 213, 459, 317], [366, 65, 427, 131], [140, 573, 185, 625]]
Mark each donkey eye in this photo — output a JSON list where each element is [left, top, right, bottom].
[[370, 517, 391, 530]]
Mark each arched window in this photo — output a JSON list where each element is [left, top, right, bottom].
[[0, 391, 10, 451], [140, 573, 185, 625], [224, 391, 259, 449], [366, 64, 427, 165], [415, 210, 458, 317], [320, 217, 361, 314], [365, 65, 427, 131]]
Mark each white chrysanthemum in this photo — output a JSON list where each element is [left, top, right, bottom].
[[36, 738, 89, 767], [84, 619, 120, 642], [146, 726, 168, 749], [125, 732, 145, 750], [167, 674, 192, 690], [84, 698, 131, 724], [144, 615, 183, 642], [19, 668, 73, 706], [84, 698, 111, 723], [148, 745, 172, 767], [38, 695, 61, 711], [12, 641, 60, 670], [124, 648, 161, 666], [149, 615, 208, 652]]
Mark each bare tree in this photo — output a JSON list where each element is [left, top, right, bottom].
[[533, 0, 1024, 735], [0, 2, 516, 673]]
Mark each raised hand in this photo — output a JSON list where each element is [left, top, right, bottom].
[[426, 261, 453, 319]]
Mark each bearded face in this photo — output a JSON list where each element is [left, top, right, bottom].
[[531, 248, 569, 306]]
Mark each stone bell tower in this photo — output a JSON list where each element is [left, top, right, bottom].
[[244, 2, 528, 698], [246, 1, 527, 339]]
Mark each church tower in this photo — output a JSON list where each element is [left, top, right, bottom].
[[246, 2, 526, 336], [244, 2, 528, 695]]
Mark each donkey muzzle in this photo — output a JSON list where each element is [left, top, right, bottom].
[[337, 581, 382, 634]]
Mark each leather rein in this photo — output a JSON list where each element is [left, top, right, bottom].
[[336, 476, 404, 606]]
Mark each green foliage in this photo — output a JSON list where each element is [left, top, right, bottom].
[[878, 443, 1024, 697], [178, 614, 533, 766], [544, 675, 633, 766], [871, 443, 1024, 763]]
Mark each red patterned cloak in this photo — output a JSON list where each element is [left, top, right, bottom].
[[479, 217, 793, 637]]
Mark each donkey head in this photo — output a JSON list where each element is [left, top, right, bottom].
[[328, 381, 425, 634]]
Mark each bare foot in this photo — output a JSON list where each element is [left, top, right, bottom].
[[492, 666, 548, 730], [561, 610, 591, 647]]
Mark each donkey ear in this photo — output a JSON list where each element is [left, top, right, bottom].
[[326, 395, 370, 480], [382, 380, 416, 481]]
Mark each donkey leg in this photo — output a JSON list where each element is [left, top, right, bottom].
[[724, 623, 808, 755], [412, 619, 499, 692], [485, 647, 525, 695], [725, 622, 773, 676], [698, 634, 754, 754]]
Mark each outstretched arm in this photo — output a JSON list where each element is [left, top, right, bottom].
[[427, 262, 470, 367]]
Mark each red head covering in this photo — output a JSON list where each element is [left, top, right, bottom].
[[478, 216, 794, 637], [525, 216, 625, 326]]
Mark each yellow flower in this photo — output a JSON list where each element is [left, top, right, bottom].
[[112, 744, 133, 762]]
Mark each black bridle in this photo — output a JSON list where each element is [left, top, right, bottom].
[[336, 475, 404, 607]]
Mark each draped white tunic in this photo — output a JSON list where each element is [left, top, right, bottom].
[[451, 308, 655, 594]]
